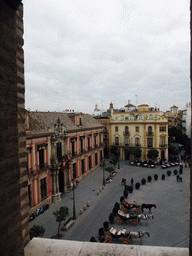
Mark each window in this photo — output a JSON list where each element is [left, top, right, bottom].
[[81, 159, 85, 174], [28, 185, 32, 207], [147, 138, 153, 147], [125, 137, 129, 146], [40, 178, 47, 200], [100, 150, 102, 162], [136, 126, 139, 132], [39, 149, 44, 169], [139, 115, 142, 120], [88, 156, 91, 170], [160, 127, 166, 132], [73, 163, 76, 179], [115, 117, 118, 120], [57, 142, 62, 161], [148, 126, 152, 135], [99, 134, 101, 145], [95, 153, 98, 166], [161, 137, 165, 146], [115, 126, 118, 132], [88, 137, 91, 150], [125, 126, 129, 134], [130, 115, 133, 120], [135, 138, 140, 146], [121, 115, 124, 120], [80, 139, 83, 153], [125, 116, 128, 120], [149, 115, 153, 120], [72, 141, 75, 156], [94, 136, 97, 148], [115, 137, 119, 145]]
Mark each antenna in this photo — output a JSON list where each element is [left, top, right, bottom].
[[135, 95, 138, 106]]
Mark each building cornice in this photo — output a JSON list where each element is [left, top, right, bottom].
[[3, 0, 22, 10]]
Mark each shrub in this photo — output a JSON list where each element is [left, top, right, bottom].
[[112, 206, 118, 216], [109, 213, 115, 223], [114, 202, 120, 210], [147, 176, 152, 182], [123, 189, 128, 198], [154, 174, 158, 180], [167, 170, 171, 176], [128, 186, 133, 193], [141, 178, 146, 185], [90, 236, 97, 242], [162, 174, 165, 180], [135, 182, 140, 189], [174, 170, 178, 175], [98, 227, 104, 237], [30, 224, 46, 240], [120, 196, 125, 203], [103, 221, 109, 230]]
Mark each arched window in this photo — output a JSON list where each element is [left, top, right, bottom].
[[148, 126, 152, 135], [149, 115, 153, 120], [139, 115, 142, 120]]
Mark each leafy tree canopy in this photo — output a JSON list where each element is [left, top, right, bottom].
[[168, 144, 180, 156], [128, 147, 142, 158], [110, 146, 119, 157], [53, 206, 69, 236], [147, 149, 159, 160], [30, 225, 45, 240]]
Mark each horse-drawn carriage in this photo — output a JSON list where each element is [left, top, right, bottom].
[[106, 227, 150, 245], [116, 209, 154, 225]]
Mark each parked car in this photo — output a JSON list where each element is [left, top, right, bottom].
[[129, 161, 134, 165]]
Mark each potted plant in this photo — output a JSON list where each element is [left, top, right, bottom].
[[167, 170, 171, 176], [114, 202, 120, 211], [120, 196, 125, 203], [162, 174, 165, 180], [141, 178, 146, 185], [123, 189, 128, 198], [98, 227, 104, 237], [90, 236, 97, 242], [112, 206, 118, 216], [108, 213, 115, 224], [179, 168, 183, 175], [103, 221, 109, 231], [174, 170, 178, 175], [135, 182, 140, 189], [147, 176, 152, 182], [154, 174, 158, 180]]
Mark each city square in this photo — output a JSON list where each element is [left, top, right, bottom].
[[31, 161, 190, 247]]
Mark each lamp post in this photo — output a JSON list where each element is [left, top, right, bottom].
[[72, 178, 76, 220], [103, 160, 105, 186], [118, 147, 120, 169]]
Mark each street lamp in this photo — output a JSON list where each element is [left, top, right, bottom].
[[118, 147, 120, 169], [102, 160, 106, 186], [72, 178, 76, 220]]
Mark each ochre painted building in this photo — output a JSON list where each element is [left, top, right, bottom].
[[109, 104, 168, 161]]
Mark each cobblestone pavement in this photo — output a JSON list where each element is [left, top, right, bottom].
[[30, 161, 190, 247]]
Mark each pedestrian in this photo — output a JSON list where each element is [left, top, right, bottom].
[[131, 178, 134, 187], [185, 163, 187, 168]]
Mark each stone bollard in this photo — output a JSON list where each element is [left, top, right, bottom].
[[80, 209, 83, 215], [83, 205, 87, 210], [102, 185, 105, 190], [97, 191, 99, 195], [99, 188, 102, 193], [87, 201, 90, 207]]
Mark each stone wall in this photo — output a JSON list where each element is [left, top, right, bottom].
[[0, 1, 29, 255]]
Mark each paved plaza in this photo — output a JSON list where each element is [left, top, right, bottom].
[[31, 161, 190, 247]]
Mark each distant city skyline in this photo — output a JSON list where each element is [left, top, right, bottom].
[[24, 0, 190, 114]]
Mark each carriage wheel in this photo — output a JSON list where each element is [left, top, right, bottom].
[[121, 206, 127, 213], [123, 236, 131, 244], [116, 217, 123, 225], [131, 219, 138, 226], [135, 207, 141, 214], [104, 233, 113, 242], [104, 238, 112, 243]]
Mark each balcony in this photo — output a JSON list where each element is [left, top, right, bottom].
[[135, 144, 141, 147], [160, 144, 167, 148], [123, 131, 130, 136], [146, 132, 154, 136]]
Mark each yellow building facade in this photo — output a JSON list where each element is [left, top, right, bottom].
[[109, 104, 168, 162]]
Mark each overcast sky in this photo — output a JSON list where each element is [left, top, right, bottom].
[[24, 0, 190, 114]]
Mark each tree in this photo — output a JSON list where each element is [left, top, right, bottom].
[[53, 206, 69, 237], [147, 149, 159, 160], [105, 163, 115, 174], [168, 144, 179, 158], [110, 146, 119, 157], [127, 147, 142, 159], [30, 224, 45, 240]]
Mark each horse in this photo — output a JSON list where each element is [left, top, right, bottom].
[[137, 213, 154, 225], [127, 231, 150, 245], [141, 204, 156, 213]]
